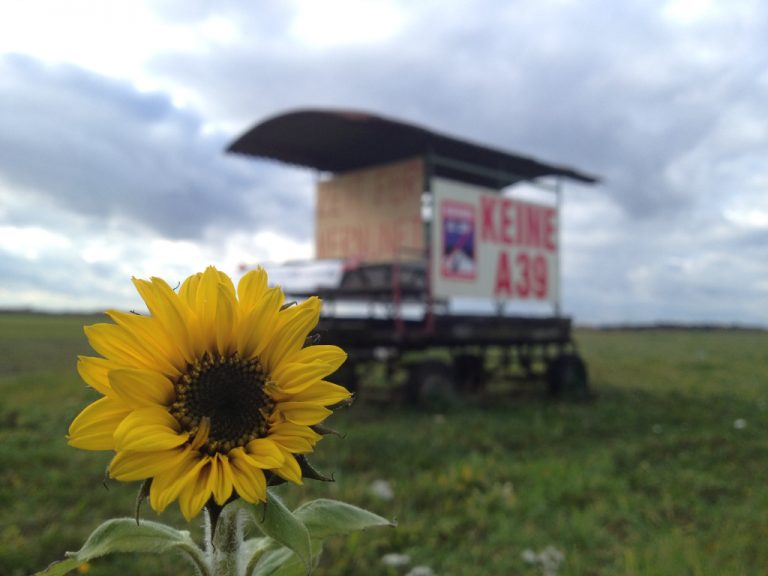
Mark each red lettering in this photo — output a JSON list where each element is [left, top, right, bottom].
[[494, 251, 513, 296], [533, 254, 548, 298], [481, 196, 497, 242], [501, 199, 514, 244], [515, 252, 530, 296]]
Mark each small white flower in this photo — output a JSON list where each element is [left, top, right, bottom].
[[369, 479, 395, 501], [521, 546, 565, 576], [381, 553, 411, 567], [521, 549, 538, 563], [734, 418, 748, 430], [405, 566, 434, 576]]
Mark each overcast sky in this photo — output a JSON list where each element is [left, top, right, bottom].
[[1, 0, 767, 325]]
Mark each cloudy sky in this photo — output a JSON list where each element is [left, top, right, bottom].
[[1, 0, 767, 325]]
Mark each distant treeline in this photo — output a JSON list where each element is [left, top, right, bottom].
[[578, 322, 767, 333], [2, 309, 765, 333], [0, 308, 105, 317]]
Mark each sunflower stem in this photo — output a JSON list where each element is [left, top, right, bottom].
[[206, 504, 242, 576]]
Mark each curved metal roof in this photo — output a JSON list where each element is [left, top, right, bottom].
[[227, 108, 599, 189]]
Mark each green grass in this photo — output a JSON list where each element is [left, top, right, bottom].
[[2, 314, 768, 575]]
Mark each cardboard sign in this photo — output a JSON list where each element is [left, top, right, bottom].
[[430, 177, 558, 302], [315, 157, 424, 262]]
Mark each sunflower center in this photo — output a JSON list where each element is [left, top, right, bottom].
[[171, 353, 275, 454]]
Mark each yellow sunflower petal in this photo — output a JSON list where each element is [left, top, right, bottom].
[[269, 421, 323, 442], [271, 449, 303, 485], [108, 368, 175, 408], [211, 454, 234, 505], [268, 434, 314, 454], [244, 438, 285, 469], [132, 277, 196, 363], [179, 272, 202, 310], [216, 270, 237, 302], [190, 417, 211, 451], [272, 361, 342, 395], [262, 297, 321, 371], [279, 380, 352, 405], [113, 406, 188, 452], [77, 356, 118, 396], [84, 323, 155, 370], [276, 402, 332, 426], [229, 448, 267, 503], [237, 267, 268, 314], [106, 310, 184, 375], [193, 266, 223, 352], [280, 345, 347, 373], [67, 396, 131, 450], [109, 447, 188, 481], [236, 287, 284, 359], [178, 459, 215, 520], [149, 448, 207, 513], [214, 283, 236, 357]]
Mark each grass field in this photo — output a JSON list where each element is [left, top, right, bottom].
[[2, 313, 768, 575]]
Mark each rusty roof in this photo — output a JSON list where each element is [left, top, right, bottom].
[[227, 108, 599, 189]]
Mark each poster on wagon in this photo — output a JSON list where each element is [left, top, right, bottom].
[[430, 177, 559, 303]]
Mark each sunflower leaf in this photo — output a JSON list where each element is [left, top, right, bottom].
[[237, 492, 312, 573], [309, 424, 345, 438], [242, 536, 279, 576], [33, 518, 209, 576], [134, 478, 152, 525], [296, 455, 334, 482], [248, 541, 323, 576], [293, 499, 395, 540], [266, 471, 288, 486]]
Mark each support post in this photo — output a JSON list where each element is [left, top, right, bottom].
[[554, 176, 563, 318]]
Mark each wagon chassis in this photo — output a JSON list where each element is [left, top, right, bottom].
[[295, 279, 589, 402], [227, 108, 598, 402]]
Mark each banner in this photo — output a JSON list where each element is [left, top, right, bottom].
[[315, 157, 424, 262], [430, 177, 558, 302]]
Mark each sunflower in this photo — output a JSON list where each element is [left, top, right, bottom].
[[68, 266, 350, 520]]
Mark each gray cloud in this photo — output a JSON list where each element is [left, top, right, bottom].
[[147, 0, 768, 219], [0, 53, 313, 242]]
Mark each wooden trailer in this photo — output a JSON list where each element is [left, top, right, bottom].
[[228, 109, 599, 402]]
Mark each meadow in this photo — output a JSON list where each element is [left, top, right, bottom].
[[2, 312, 768, 575]]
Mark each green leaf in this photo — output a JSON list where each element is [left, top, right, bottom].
[[34, 518, 209, 576], [295, 454, 334, 482], [248, 541, 323, 576], [34, 558, 81, 576], [293, 499, 395, 540], [242, 537, 279, 576], [236, 492, 312, 572]]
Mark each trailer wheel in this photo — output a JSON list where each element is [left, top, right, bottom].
[[406, 360, 457, 406], [453, 353, 486, 392], [546, 353, 590, 399]]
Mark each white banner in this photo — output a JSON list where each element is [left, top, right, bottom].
[[430, 177, 559, 303]]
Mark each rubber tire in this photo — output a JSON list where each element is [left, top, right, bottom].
[[453, 353, 486, 393], [406, 360, 457, 406], [546, 353, 590, 399]]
